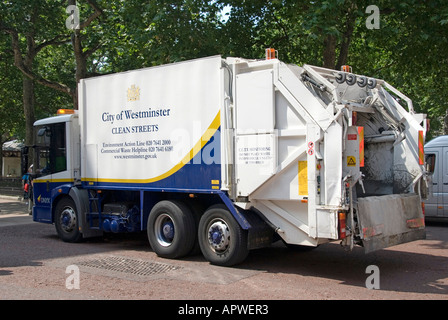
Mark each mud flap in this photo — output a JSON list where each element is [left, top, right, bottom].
[[357, 194, 425, 253]]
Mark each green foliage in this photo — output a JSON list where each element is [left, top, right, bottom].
[[220, 0, 448, 138], [0, 32, 24, 141], [0, 0, 447, 142]]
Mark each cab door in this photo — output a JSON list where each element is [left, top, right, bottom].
[[442, 147, 448, 217], [424, 149, 441, 217], [32, 122, 67, 223]]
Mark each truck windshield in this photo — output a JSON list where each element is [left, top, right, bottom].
[[34, 122, 67, 176]]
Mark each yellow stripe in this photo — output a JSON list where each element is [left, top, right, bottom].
[[298, 161, 308, 196], [83, 110, 221, 184], [33, 179, 73, 183]]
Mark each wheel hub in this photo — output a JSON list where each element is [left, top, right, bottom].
[[208, 220, 230, 252], [60, 207, 76, 232], [162, 221, 174, 240], [154, 213, 175, 247]]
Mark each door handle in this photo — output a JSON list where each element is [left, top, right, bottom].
[[46, 180, 50, 192]]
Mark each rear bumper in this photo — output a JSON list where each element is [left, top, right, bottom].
[[362, 228, 425, 253]]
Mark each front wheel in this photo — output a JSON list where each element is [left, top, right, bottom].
[[54, 197, 82, 243], [198, 206, 249, 267]]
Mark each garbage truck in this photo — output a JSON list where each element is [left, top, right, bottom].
[[25, 53, 429, 266]]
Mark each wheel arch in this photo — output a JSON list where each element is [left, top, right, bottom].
[[68, 187, 102, 238], [216, 192, 251, 230], [51, 186, 101, 239]]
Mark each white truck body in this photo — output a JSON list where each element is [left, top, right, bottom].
[[30, 55, 428, 266]]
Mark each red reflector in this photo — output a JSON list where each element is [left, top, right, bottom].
[[338, 212, 346, 239], [358, 126, 364, 167], [407, 218, 425, 228], [362, 224, 384, 240]]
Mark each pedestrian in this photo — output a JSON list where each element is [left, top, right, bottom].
[[22, 165, 33, 205]]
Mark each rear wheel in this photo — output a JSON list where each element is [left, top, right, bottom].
[[54, 197, 82, 243], [198, 205, 249, 266], [147, 200, 196, 259]]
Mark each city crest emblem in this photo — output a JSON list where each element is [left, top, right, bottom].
[[127, 84, 140, 101]]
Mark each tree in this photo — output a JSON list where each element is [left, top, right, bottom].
[[67, 0, 103, 108], [1, 0, 447, 147], [0, 32, 24, 174], [219, 0, 448, 138], [0, 0, 71, 146], [111, 0, 226, 69], [219, 0, 366, 67], [347, 0, 448, 137]]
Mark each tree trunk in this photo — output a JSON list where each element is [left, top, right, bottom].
[[444, 109, 448, 135], [68, 0, 103, 109], [335, 21, 355, 70], [23, 76, 35, 147], [22, 35, 36, 150], [71, 30, 87, 110], [335, 4, 357, 71], [323, 34, 336, 69]]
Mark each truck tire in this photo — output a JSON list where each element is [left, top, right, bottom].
[[198, 205, 249, 266], [54, 197, 82, 243], [147, 200, 196, 259]]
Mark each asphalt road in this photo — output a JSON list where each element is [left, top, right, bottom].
[[1, 196, 447, 303]]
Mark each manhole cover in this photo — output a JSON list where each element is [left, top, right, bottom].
[[78, 256, 180, 276]]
